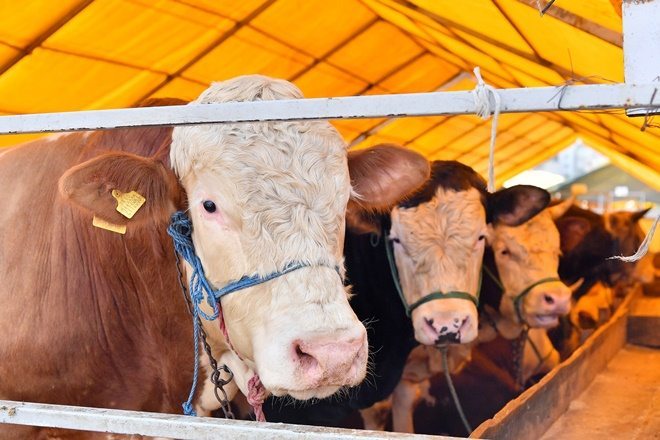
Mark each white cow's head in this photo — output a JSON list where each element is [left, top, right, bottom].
[[59, 76, 430, 401], [487, 190, 574, 328], [169, 76, 430, 400]]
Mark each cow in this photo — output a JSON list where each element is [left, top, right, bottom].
[[552, 205, 649, 299], [549, 205, 652, 357], [262, 159, 561, 429], [361, 187, 574, 434], [604, 208, 654, 284], [0, 75, 431, 439]]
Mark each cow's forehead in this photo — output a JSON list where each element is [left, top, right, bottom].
[[395, 187, 485, 239], [494, 211, 559, 251], [169, 75, 348, 185]]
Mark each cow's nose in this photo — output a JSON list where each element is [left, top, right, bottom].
[[293, 335, 366, 385], [421, 315, 472, 345], [539, 286, 572, 314]]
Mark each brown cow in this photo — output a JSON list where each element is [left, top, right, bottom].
[[0, 75, 430, 438]]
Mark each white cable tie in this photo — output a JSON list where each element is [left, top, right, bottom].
[[471, 67, 501, 193], [608, 215, 659, 263]]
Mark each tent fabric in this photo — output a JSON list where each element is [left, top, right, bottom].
[[0, 0, 657, 189]]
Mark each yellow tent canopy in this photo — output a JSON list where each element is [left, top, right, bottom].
[[0, 0, 658, 189]]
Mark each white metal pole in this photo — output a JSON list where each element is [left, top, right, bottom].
[[623, 0, 660, 116], [0, 400, 449, 440], [0, 83, 657, 134]]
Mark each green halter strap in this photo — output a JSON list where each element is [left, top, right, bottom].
[[482, 264, 559, 326], [512, 277, 561, 325], [383, 225, 480, 318]]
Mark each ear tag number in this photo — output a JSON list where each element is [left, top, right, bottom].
[[112, 189, 146, 219], [92, 216, 126, 235]]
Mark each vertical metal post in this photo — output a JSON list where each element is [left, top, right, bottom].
[[623, 0, 660, 116]]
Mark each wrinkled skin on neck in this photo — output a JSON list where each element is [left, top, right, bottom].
[[390, 187, 485, 345]]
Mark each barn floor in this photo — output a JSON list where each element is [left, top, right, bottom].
[[540, 344, 660, 440]]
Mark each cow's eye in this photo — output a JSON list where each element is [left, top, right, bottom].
[[202, 200, 217, 213], [500, 249, 510, 256], [391, 237, 401, 244], [478, 234, 486, 241]]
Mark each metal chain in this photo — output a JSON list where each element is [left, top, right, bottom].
[[511, 325, 529, 390], [173, 249, 236, 419], [196, 313, 236, 419]]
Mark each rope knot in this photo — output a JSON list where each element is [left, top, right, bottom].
[[182, 401, 197, 417], [471, 67, 501, 193], [247, 374, 267, 422], [169, 211, 193, 237]]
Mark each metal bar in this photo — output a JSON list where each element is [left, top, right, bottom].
[[0, 83, 658, 134], [623, 0, 660, 116], [0, 400, 447, 439]]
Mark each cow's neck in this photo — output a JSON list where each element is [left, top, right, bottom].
[[479, 248, 524, 340], [341, 218, 417, 407]]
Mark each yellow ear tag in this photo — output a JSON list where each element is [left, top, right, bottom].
[[92, 215, 126, 235], [111, 189, 146, 219]]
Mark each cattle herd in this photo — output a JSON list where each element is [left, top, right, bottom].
[[0, 75, 656, 439]]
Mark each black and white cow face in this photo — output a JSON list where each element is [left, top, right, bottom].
[[389, 161, 489, 345]]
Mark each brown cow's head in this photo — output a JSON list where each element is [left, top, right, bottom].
[[487, 191, 573, 328], [605, 208, 653, 283], [59, 75, 430, 402], [604, 208, 650, 256]]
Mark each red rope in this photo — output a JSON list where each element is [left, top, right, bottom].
[[247, 374, 267, 422]]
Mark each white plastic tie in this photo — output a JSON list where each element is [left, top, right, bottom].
[[471, 67, 501, 193], [608, 215, 659, 263]]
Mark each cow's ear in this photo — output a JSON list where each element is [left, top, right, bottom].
[[59, 152, 183, 227], [488, 185, 550, 226], [632, 207, 651, 223], [346, 144, 430, 234], [556, 217, 592, 253]]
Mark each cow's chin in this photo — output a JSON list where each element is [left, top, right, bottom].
[[270, 385, 344, 401], [261, 364, 367, 401], [525, 313, 561, 328]]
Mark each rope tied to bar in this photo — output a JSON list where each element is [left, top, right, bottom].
[[471, 67, 502, 192]]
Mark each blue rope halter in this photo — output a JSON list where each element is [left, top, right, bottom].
[[167, 211, 339, 416]]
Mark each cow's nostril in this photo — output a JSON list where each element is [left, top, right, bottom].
[[544, 294, 555, 305], [294, 343, 319, 370], [424, 317, 437, 334]]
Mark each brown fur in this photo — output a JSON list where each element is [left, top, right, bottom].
[[0, 100, 193, 439]]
